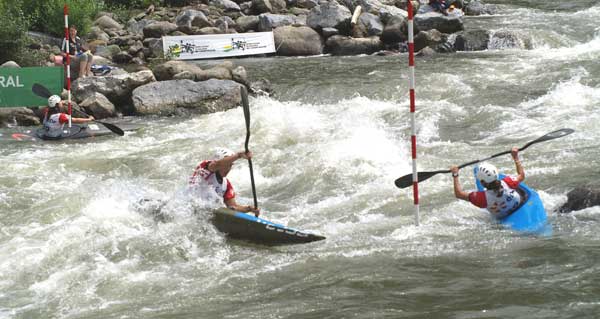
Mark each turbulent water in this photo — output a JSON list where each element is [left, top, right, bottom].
[[2, 1, 600, 318]]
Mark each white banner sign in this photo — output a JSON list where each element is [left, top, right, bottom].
[[162, 32, 276, 60]]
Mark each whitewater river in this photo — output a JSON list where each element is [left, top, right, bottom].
[[1, 1, 599, 318]]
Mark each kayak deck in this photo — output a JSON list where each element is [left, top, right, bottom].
[[212, 208, 326, 245], [10, 123, 140, 141]]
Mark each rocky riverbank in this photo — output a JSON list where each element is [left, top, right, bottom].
[[0, 0, 515, 127]]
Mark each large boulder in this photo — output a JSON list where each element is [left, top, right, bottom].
[[79, 92, 117, 119], [236, 15, 260, 32], [307, 2, 352, 35], [143, 21, 178, 38], [257, 14, 306, 31], [454, 29, 490, 51], [131, 79, 244, 116], [558, 187, 600, 213], [72, 70, 156, 106], [152, 60, 205, 81], [414, 29, 445, 52], [94, 15, 124, 31], [0, 107, 40, 127], [274, 25, 323, 56], [353, 12, 384, 37], [414, 12, 464, 34], [325, 35, 383, 55], [380, 15, 407, 44], [175, 9, 213, 34], [489, 30, 533, 50]]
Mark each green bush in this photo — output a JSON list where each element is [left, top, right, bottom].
[[21, 0, 103, 37], [0, 0, 30, 64]]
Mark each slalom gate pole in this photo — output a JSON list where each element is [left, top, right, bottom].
[[407, 0, 419, 226], [64, 4, 72, 127]]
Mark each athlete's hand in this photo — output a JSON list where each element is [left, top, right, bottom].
[[237, 151, 253, 160], [450, 165, 459, 175], [511, 147, 519, 160], [248, 206, 260, 217]]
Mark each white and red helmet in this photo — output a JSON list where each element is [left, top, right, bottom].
[[214, 147, 235, 160], [47, 95, 61, 107]]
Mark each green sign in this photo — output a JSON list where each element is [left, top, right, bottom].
[[0, 66, 64, 107]]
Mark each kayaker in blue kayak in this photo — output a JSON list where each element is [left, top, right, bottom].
[[450, 147, 525, 218], [189, 147, 260, 216]]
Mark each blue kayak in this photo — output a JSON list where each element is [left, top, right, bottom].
[[473, 167, 552, 235]]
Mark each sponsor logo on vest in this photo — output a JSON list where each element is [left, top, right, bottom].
[[0, 76, 24, 88]]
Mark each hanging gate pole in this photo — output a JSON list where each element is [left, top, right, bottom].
[[407, 0, 419, 226]]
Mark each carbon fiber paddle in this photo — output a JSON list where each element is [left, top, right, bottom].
[[241, 86, 258, 213], [394, 128, 575, 189], [32, 83, 124, 136]]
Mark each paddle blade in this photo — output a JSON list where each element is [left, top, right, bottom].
[[97, 121, 124, 136], [32, 83, 52, 98], [525, 128, 574, 147], [394, 170, 449, 189]]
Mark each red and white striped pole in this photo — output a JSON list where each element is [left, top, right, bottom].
[[63, 4, 72, 127], [407, 0, 419, 225]]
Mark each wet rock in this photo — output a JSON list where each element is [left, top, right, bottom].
[[274, 25, 323, 56], [131, 79, 244, 116], [0, 108, 39, 127], [381, 15, 407, 44], [465, 0, 496, 16], [79, 92, 117, 119], [72, 70, 156, 107], [143, 21, 178, 38], [258, 13, 306, 31], [454, 29, 490, 51], [558, 187, 600, 213], [326, 35, 383, 55], [307, 1, 352, 35], [414, 12, 464, 34], [414, 29, 444, 52]]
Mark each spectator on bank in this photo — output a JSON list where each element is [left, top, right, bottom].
[[447, 4, 464, 16], [61, 25, 94, 78], [429, 0, 448, 15]]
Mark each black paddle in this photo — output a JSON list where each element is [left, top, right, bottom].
[[241, 86, 258, 214], [394, 128, 575, 189], [32, 83, 124, 136]]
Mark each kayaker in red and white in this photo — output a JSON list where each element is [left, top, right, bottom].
[[43, 95, 94, 138], [451, 147, 525, 219], [190, 147, 260, 216]]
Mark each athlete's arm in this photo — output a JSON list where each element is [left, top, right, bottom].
[[451, 166, 469, 201], [224, 197, 260, 216], [511, 147, 525, 182], [71, 115, 94, 124]]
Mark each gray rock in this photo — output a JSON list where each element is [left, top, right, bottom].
[[274, 25, 323, 56], [94, 15, 124, 31], [210, 0, 242, 12], [381, 15, 407, 44], [354, 12, 383, 37], [131, 79, 244, 116], [113, 52, 133, 64], [152, 60, 205, 81], [143, 38, 164, 58], [258, 14, 306, 31], [173, 71, 196, 80], [79, 92, 117, 119], [414, 12, 464, 34], [236, 15, 260, 32], [296, 0, 318, 9], [489, 30, 532, 50], [175, 9, 212, 34], [128, 19, 157, 35], [325, 35, 383, 55], [558, 187, 600, 213], [465, 0, 496, 16], [0, 107, 39, 127], [307, 2, 352, 34], [232, 66, 249, 86], [72, 70, 156, 107], [143, 21, 178, 38], [454, 29, 490, 51], [322, 27, 339, 38], [414, 29, 444, 52], [27, 31, 62, 47]]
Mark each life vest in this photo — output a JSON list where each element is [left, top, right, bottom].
[[189, 160, 235, 200], [42, 111, 69, 138], [469, 176, 522, 219]]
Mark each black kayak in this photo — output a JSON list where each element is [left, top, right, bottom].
[[10, 123, 140, 141], [212, 208, 326, 245]]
